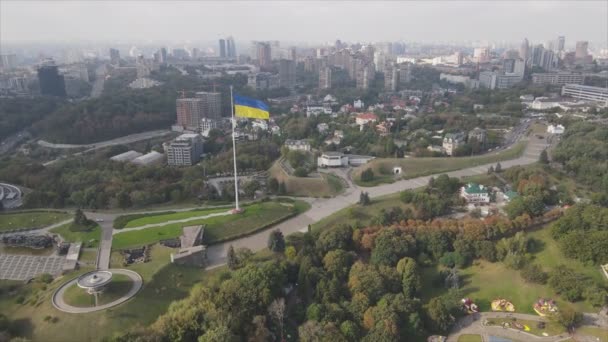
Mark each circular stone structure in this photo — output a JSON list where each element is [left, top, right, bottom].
[[52, 269, 142, 313], [77, 270, 113, 294]]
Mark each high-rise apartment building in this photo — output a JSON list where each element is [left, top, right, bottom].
[[278, 59, 296, 89], [557, 36, 565, 52], [356, 61, 374, 90], [219, 39, 226, 58], [256, 42, 272, 69], [37, 65, 66, 97], [319, 67, 332, 89], [195, 92, 222, 119], [384, 65, 399, 92], [160, 48, 168, 62], [519, 38, 529, 62], [575, 41, 589, 59], [166, 134, 204, 166], [226, 37, 237, 58], [473, 47, 490, 63], [109, 48, 120, 65], [176, 98, 204, 131], [288, 47, 297, 61], [503, 58, 525, 76]]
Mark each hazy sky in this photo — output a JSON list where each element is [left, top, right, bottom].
[[2, 1, 607, 45]]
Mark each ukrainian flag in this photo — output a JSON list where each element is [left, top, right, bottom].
[[234, 95, 270, 120]]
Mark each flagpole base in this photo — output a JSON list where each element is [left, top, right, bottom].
[[230, 208, 244, 214]]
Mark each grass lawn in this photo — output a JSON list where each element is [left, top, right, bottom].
[[0, 211, 70, 232], [78, 249, 98, 265], [353, 141, 526, 186], [457, 334, 482, 342], [269, 161, 343, 197], [576, 327, 608, 341], [50, 223, 102, 248], [121, 207, 229, 228], [1, 245, 228, 342], [485, 318, 564, 336], [112, 200, 310, 250], [311, 193, 413, 232], [62, 274, 132, 307], [0, 244, 54, 256]]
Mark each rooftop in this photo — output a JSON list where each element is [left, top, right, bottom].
[[463, 183, 488, 194]]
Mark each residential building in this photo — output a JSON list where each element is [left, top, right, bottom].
[[356, 61, 374, 90], [575, 41, 589, 59], [278, 59, 296, 89], [319, 67, 332, 89], [355, 113, 378, 126], [519, 38, 529, 62], [200, 118, 218, 132], [288, 46, 296, 61], [547, 124, 565, 134], [479, 71, 523, 90], [248, 72, 280, 90], [0, 53, 17, 69], [443, 132, 465, 156], [561, 84, 608, 105], [478, 71, 498, 90], [384, 65, 399, 92], [460, 183, 490, 204], [176, 98, 204, 131], [503, 58, 525, 76], [109, 48, 120, 65], [252, 120, 269, 131], [440, 73, 479, 89], [284, 139, 311, 152], [306, 106, 331, 117], [473, 47, 490, 63], [129, 77, 162, 89], [37, 65, 66, 97], [8, 77, 28, 93], [317, 123, 329, 133], [468, 127, 487, 145], [532, 72, 585, 85], [354, 99, 365, 109], [256, 42, 272, 69], [195, 92, 222, 119], [557, 36, 565, 52], [166, 134, 204, 166]]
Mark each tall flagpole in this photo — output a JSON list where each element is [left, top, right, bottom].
[[230, 85, 240, 211]]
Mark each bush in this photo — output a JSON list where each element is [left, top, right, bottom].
[[520, 264, 548, 284], [38, 273, 53, 284], [360, 169, 374, 182], [294, 167, 308, 177]]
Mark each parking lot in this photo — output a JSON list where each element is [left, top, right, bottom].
[[0, 254, 65, 280]]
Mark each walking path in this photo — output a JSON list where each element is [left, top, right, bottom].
[[0, 218, 73, 237], [52, 268, 142, 313], [112, 210, 232, 235]]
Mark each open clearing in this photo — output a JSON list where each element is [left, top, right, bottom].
[[353, 141, 526, 186], [0, 211, 71, 232], [269, 161, 344, 197], [112, 200, 310, 250]]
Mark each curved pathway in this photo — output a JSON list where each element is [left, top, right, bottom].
[[112, 210, 232, 235], [52, 268, 142, 313]]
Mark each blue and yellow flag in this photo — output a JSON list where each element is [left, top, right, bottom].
[[234, 95, 270, 120]]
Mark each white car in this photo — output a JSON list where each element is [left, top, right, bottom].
[[95, 218, 104, 222]]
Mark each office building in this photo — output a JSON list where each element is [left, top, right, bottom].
[[226, 37, 236, 58], [219, 39, 226, 58], [440, 73, 479, 89], [109, 48, 120, 65], [176, 98, 204, 131], [37, 65, 66, 97], [557, 36, 565, 52], [319, 67, 332, 89], [503, 58, 525, 76], [1, 54, 17, 69], [575, 41, 589, 59], [166, 134, 204, 166], [278, 59, 296, 89], [532, 72, 585, 85], [195, 92, 222, 119], [256, 42, 272, 69], [561, 84, 608, 105]]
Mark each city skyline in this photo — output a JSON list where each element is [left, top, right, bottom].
[[1, 1, 607, 46]]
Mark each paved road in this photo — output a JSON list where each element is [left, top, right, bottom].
[[52, 268, 143, 313], [447, 312, 607, 342], [205, 134, 551, 268]]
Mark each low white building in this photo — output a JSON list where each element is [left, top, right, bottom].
[[306, 106, 332, 117], [284, 139, 311, 152], [252, 120, 269, 131], [110, 150, 142, 162], [460, 183, 490, 204], [547, 124, 565, 134], [355, 113, 378, 126], [530, 97, 561, 110], [317, 123, 329, 133], [442, 132, 465, 156], [317, 152, 375, 167], [132, 151, 164, 166], [354, 99, 365, 109]]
